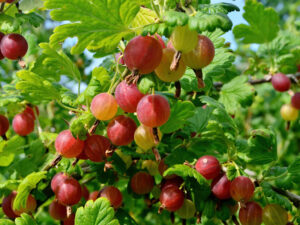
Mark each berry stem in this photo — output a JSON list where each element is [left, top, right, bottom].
[[57, 101, 84, 113], [72, 158, 79, 166], [43, 155, 62, 171], [170, 212, 175, 224], [232, 215, 240, 225], [182, 219, 186, 225], [89, 120, 100, 134], [286, 121, 290, 131], [170, 51, 182, 71], [0, 3, 5, 13], [152, 127, 160, 144], [1, 134, 7, 140], [175, 81, 181, 98], [193, 69, 205, 88], [152, 147, 161, 161]]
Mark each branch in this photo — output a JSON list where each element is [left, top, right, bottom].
[[214, 73, 300, 90], [272, 186, 300, 208]]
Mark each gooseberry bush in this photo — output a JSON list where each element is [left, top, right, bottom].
[[1, 0, 300, 225]]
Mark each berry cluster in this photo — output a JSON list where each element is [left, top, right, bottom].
[[271, 73, 300, 122]]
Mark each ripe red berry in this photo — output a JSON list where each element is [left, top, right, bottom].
[[130, 171, 154, 195], [271, 73, 291, 92], [211, 174, 231, 200], [291, 92, 300, 110], [160, 185, 184, 212], [55, 130, 84, 158], [0, 32, 4, 60], [6, 0, 15, 3], [89, 191, 99, 201], [90, 93, 118, 121], [0, 114, 9, 136], [81, 185, 89, 201], [137, 94, 170, 127], [230, 176, 255, 203], [99, 186, 123, 209], [195, 155, 221, 180], [124, 36, 163, 75], [56, 177, 82, 206], [83, 134, 110, 162], [23, 106, 39, 120], [2, 191, 18, 219], [11, 193, 37, 216], [115, 81, 145, 113], [63, 213, 75, 225], [0, 33, 28, 60], [107, 115, 137, 146], [76, 147, 89, 160], [49, 200, 67, 220], [182, 35, 215, 69], [12, 112, 35, 136], [51, 172, 68, 193], [239, 202, 262, 225]]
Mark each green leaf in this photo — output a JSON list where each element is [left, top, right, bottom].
[[187, 107, 213, 132], [0, 14, 19, 33], [161, 101, 195, 133], [288, 157, 300, 175], [244, 129, 277, 165], [164, 164, 209, 187], [165, 147, 198, 166], [16, 70, 61, 103], [45, 0, 140, 55], [75, 198, 119, 225], [70, 113, 95, 140], [15, 213, 38, 225], [16, 13, 44, 28], [0, 219, 15, 225], [233, 0, 279, 44], [164, 11, 189, 27], [131, 7, 157, 32], [115, 209, 138, 225], [219, 76, 255, 114], [37, 43, 82, 81], [189, 12, 233, 33], [13, 172, 47, 210], [261, 182, 292, 210], [0, 136, 26, 167], [76, 67, 111, 105], [19, 0, 44, 11]]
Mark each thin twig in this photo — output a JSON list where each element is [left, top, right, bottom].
[[43, 155, 62, 171]]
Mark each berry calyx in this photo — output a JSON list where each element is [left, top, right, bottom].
[[0, 114, 9, 136], [280, 104, 298, 121], [230, 176, 255, 203], [130, 171, 154, 195], [159, 185, 184, 212], [0, 33, 28, 60], [83, 134, 110, 162], [137, 94, 170, 127], [124, 35, 163, 75], [211, 174, 231, 200], [107, 115, 137, 146], [90, 93, 118, 121], [115, 81, 145, 113], [99, 186, 123, 209], [12, 112, 35, 136], [55, 130, 84, 158], [239, 202, 263, 225], [271, 73, 291, 92], [195, 155, 221, 180]]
